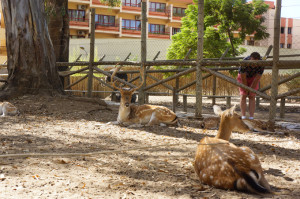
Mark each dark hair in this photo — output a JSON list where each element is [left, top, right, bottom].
[[250, 52, 261, 60]]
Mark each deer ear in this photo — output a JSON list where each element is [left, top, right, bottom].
[[229, 104, 236, 115], [213, 105, 223, 116]]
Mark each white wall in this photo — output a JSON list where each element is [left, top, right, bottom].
[[69, 38, 172, 63]]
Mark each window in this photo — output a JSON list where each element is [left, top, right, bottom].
[[149, 2, 166, 12], [68, 10, 85, 22], [149, 24, 165, 34], [281, 27, 285, 34], [122, 0, 141, 7], [173, 7, 186, 17], [287, 44, 292, 48], [122, 19, 141, 30], [95, 15, 115, 26], [172, 28, 181, 35], [280, 43, 284, 48], [288, 27, 292, 34]]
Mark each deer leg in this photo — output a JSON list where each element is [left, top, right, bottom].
[[146, 112, 159, 126], [1, 108, 7, 117]]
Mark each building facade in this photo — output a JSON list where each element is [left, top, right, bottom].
[[244, 1, 300, 49], [1, 0, 299, 63], [68, 0, 192, 39]]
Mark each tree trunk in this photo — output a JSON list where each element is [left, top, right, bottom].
[[46, 0, 70, 87], [0, 0, 63, 99]]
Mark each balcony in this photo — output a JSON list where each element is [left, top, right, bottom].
[[69, 17, 89, 29], [69, 0, 90, 4], [167, 0, 193, 4], [122, 3, 141, 12], [149, 8, 170, 18], [91, 0, 120, 9], [148, 32, 170, 39], [122, 27, 141, 37], [95, 23, 120, 34], [172, 13, 185, 21]]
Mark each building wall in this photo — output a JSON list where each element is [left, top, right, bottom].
[[252, 1, 300, 50], [292, 19, 300, 49], [0, 3, 7, 63]]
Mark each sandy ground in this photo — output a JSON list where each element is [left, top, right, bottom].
[[0, 95, 299, 199]]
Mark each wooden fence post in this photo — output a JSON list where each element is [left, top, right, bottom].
[[269, 0, 281, 130], [280, 97, 285, 118], [87, 8, 95, 97], [183, 94, 187, 112], [212, 47, 229, 105], [256, 45, 273, 109], [195, 0, 204, 119], [226, 96, 231, 109], [172, 87, 176, 112], [139, 0, 147, 105], [175, 49, 192, 108]]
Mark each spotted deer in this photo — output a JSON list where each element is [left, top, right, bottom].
[[111, 65, 179, 127], [194, 105, 271, 194], [0, 102, 19, 116]]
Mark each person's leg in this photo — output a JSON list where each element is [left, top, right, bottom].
[[240, 95, 247, 118], [237, 74, 248, 118], [247, 76, 260, 119], [248, 95, 255, 119]]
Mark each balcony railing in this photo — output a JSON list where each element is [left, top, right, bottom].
[[172, 13, 185, 21], [92, 0, 107, 5], [149, 8, 170, 17], [95, 23, 119, 32], [69, 17, 89, 27], [122, 26, 141, 36], [122, 3, 141, 7], [148, 31, 170, 39], [122, 3, 141, 12]]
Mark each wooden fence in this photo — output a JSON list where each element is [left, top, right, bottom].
[[1, 1, 300, 128]]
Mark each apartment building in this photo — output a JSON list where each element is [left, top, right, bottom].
[[245, 1, 300, 49], [0, 3, 6, 63], [0, 0, 191, 62], [1, 0, 299, 63], [68, 0, 193, 39]]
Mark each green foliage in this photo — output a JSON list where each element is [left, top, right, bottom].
[[100, 0, 121, 7], [44, 0, 67, 21], [167, 0, 269, 62]]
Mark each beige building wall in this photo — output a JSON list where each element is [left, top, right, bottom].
[[0, 3, 7, 63], [292, 19, 300, 49]]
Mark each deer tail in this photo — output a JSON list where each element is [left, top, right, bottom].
[[229, 160, 271, 194], [234, 170, 271, 194]]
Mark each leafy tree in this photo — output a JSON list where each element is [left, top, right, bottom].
[[167, 0, 269, 60]]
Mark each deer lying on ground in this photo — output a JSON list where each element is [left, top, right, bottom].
[[110, 65, 179, 127], [194, 105, 271, 194], [0, 102, 19, 116]]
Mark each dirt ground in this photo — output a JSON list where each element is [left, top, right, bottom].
[[0, 95, 299, 199]]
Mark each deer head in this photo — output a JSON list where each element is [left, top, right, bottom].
[[213, 105, 251, 140], [111, 65, 144, 107]]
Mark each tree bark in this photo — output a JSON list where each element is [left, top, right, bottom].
[[46, 0, 70, 87], [0, 0, 64, 99]]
